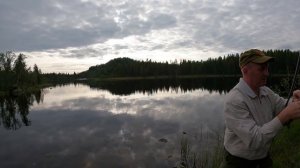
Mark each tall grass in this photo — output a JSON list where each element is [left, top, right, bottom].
[[270, 77, 300, 168], [176, 131, 224, 168], [271, 120, 300, 168]]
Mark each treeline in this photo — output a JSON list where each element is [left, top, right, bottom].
[[1, 49, 298, 89], [80, 49, 299, 78], [43, 72, 78, 84], [79, 54, 240, 78], [0, 51, 42, 91]]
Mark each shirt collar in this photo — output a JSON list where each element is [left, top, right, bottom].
[[236, 78, 268, 98]]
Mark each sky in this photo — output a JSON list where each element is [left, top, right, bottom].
[[1, 0, 300, 73]]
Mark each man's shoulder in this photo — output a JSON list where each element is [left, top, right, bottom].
[[226, 87, 245, 103], [260, 86, 276, 95]]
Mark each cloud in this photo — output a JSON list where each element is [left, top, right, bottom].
[[0, 0, 178, 52], [1, 0, 300, 72], [0, 0, 122, 51], [148, 13, 177, 29]]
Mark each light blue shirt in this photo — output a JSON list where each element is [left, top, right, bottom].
[[224, 78, 285, 160]]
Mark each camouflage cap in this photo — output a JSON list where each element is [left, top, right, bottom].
[[239, 49, 274, 68]]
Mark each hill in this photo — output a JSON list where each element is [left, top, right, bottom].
[[79, 55, 241, 78], [78, 49, 300, 79]]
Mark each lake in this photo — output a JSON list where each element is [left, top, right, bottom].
[[0, 77, 244, 168]]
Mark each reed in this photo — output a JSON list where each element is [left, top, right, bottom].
[[176, 131, 224, 168], [271, 120, 300, 168]]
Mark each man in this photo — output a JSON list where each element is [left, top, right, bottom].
[[221, 49, 300, 168]]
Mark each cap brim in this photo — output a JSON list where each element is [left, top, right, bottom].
[[252, 56, 274, 64]]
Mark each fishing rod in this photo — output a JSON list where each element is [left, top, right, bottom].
[[285, 51, 300, 106], [285, 51, 300, 127]]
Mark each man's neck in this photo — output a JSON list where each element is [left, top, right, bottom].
[[242, 77, 260, 95]]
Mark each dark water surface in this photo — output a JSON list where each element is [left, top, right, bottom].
[[0, 77, 239, 168]]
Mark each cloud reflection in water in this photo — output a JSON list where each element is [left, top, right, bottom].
[[0, 84, 226, 168]]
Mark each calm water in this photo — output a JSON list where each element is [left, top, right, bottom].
[[0, 77, 238, 168]]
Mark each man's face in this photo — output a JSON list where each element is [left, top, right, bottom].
[[247, 62, 269, 87]]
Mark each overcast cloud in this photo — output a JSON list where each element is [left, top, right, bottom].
[[0, 0, 300, 73]]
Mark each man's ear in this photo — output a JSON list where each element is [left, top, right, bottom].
[[241, 66, 248, 74]]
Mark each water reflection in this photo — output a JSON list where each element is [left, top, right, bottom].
[[0, 77, 234, 130], [0, 91, 225, 168], [0, 90, 43, 130], [0, 77, 288, 167], [0, 78, 230, 168], [80, 77, 239, 95]]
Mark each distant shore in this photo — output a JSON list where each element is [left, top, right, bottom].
[[85, 74, 293, 81], [89, 74, 240, 81]]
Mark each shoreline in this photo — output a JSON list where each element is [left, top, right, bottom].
[[86, 74, 292, 81]]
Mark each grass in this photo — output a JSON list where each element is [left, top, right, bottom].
[[271, 120, 300, 168], [176, 131, 224, 168], [177, 122, 300, 168], [270, 77, 300, 167]]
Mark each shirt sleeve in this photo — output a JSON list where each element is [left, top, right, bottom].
[[224, 96, 283, 150], [265, 87, 286, 115]]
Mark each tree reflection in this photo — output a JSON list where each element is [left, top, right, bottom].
[[76, 76, 285, 96], [0, 90, 43, 130], [80, 77, 240, 96]]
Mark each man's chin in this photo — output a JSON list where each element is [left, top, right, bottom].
[[259, 80, 267, 86]]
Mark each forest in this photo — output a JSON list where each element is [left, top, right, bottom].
[[1, 49, 299, 92], [0, 51, 42, 92], [79, 49, 300, 78]]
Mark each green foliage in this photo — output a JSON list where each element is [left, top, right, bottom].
[[13, 53, 28, 86], [0, 51, 42, 91], [33, 64, 42, 84], [270, 77, 300, 168], [0, 51, 15, 72], [271, 121, 300, 168]]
